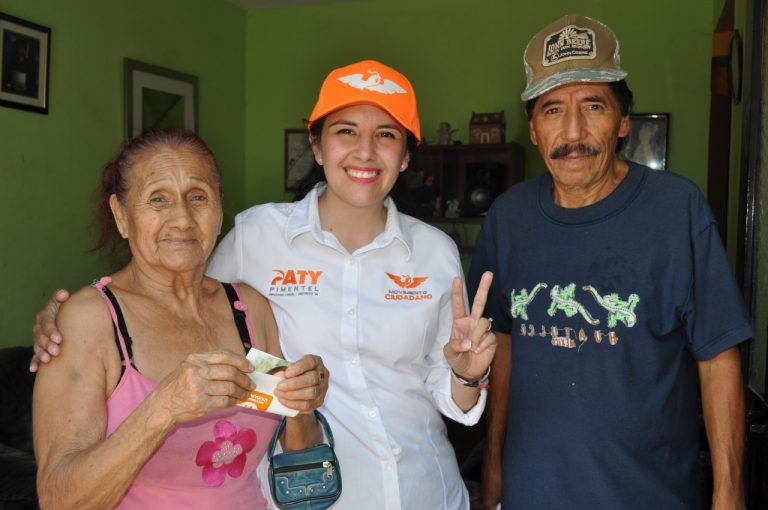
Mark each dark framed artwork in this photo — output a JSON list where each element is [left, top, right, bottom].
[[284, 129, 315, 191], [619, 113, 670, 170], [0, 12, 50, 114], [124, 58, 197, 138]]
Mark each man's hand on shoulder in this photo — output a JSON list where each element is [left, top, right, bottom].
[[30, 288, 70, 372]]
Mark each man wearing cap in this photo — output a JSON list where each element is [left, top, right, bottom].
[[468, 14, 753, 510]]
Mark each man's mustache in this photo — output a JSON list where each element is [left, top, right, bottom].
[[550, 143, 602, 159]]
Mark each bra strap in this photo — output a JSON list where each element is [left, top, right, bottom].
[[222, 282, 253, 350], [92, 276, 135, 369]]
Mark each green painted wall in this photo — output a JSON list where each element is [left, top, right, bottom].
[[244, 0, 715, 202], [0, 0, 246, 347]]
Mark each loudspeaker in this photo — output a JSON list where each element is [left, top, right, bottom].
[[464, 163, 505, 216]]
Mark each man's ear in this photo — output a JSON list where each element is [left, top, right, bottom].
[[109, 194, 128, 239], [529, 120, 539, 147], [618, 115, 630, 139]]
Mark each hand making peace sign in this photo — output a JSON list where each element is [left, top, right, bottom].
[[443, 271, 496, 384]]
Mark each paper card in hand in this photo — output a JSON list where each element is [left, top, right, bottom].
[[236, 348, 298, 417]]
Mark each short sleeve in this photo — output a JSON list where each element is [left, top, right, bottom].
[[468, 207, 511, 333], [684, 208, 753, 360]]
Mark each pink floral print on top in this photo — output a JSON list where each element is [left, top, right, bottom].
[[196, 420, 257, 487]]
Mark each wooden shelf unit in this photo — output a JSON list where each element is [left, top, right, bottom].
[[391, 143, 525, 256], [406, 142, 525, 220]]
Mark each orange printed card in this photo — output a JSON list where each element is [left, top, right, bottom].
[[235, 348, 298, 417]]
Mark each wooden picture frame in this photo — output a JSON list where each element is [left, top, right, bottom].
[[0, 12, 50, 114], [620, 113, 670, 170], [124, 58, 197, 138], [284, 128, 314, 191]]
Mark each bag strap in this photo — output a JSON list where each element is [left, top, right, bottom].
[[268, 410, 334, 460]]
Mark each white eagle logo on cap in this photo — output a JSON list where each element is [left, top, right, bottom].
[[338, 70, 407, 94]]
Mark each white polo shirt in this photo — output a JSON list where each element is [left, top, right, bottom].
[[206, 184, 485, 510]]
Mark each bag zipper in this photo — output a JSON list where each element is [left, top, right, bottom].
[[274, 460, 335, 478]]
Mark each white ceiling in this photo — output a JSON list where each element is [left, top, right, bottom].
[[225, 0, 357, 9]]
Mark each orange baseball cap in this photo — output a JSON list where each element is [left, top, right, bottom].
[[308, 60, 421, 141]]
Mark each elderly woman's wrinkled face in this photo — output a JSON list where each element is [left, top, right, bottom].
[[110, 145, 223, 275]]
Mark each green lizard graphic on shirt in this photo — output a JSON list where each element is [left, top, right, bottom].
[[510, 283, 548, 320], [547, 283, 600, 325], [582, 285, 640, 328]]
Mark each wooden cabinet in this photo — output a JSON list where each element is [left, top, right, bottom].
[[393, 143, 525, 223]]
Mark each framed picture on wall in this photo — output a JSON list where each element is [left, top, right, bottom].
[[124, 58, 197, 138], [0, 12, 51, 114], [619, 113, 670, 170], [284, 128, 315, 191]]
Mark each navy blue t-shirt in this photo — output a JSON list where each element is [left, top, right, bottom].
[[468, 163, 753, 510]]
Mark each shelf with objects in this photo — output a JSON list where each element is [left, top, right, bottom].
[[392, 142, 526, 254]]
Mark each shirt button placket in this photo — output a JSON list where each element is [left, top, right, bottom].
[[341, 255, 360, 376]]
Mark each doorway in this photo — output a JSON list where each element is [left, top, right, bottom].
[[736, 0, 768, 507]]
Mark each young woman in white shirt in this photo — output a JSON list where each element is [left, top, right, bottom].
[[32, 60, 496, 509]]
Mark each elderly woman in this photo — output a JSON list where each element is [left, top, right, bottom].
[[32, 129, 328, 510]]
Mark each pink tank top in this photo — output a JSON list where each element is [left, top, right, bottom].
[[93, 277, 280, 509]]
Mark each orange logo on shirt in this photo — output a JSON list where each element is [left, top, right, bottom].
[[271, 269, 323, 286], [385, 273, 429, 288], [269, 269, 324, 298], [384, 272, 433, 301]]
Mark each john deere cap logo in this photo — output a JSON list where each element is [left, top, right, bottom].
[[542, 25, 596, 66]]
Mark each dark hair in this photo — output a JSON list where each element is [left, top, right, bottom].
[[93, 128, 221, 260], [525, 80, 634, 151], [292, 116, 420, 201]]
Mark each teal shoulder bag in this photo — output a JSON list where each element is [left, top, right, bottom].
[[267, 411, 341, 509]]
